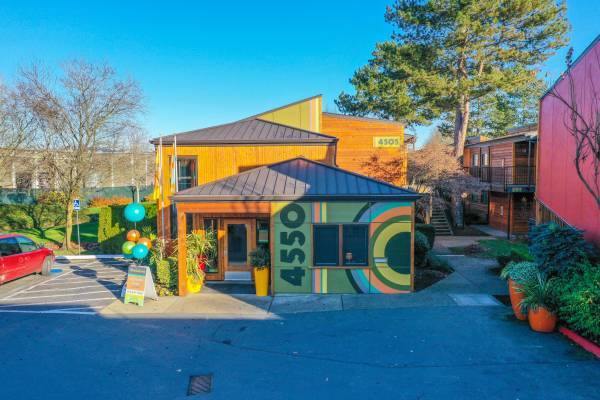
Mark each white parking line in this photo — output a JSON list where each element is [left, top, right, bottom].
[[0, 309, 97, 315], [4, 289, 120, 301], [0, 297, 118, 308], [1, 270, 75, 300], [58, 275, 126, 281], [37, 278, 125, 286], [23, 283, 122, 293]]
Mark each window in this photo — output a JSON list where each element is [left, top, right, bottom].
[[16, 236, 37, 253], [472, 153, 479, 166], [256, 219, 270, 245], [0, 237, 21, 257], [313, 225, 339, 266], [342, 225, 369, 266], [481, 191, 489, 203], [482, 153, 489, 166], [313, 224, 369, 267], [176, 157, 197, 191]]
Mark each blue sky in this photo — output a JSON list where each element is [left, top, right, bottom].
[[0, 1, 598, 147]]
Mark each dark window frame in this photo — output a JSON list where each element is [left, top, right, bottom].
[[312, 224, 340, 266], [173, 156, 198, 191], [342, 224, 369, 266], [312, 223, 370, 267]]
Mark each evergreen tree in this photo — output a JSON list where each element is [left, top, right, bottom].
[[337, 0, 568, 157]]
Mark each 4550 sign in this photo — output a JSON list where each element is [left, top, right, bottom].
[[274, 203, 311, 292]]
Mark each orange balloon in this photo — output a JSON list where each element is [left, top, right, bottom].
[[126, 229, 140, 242], [138, 237, 152, 250]]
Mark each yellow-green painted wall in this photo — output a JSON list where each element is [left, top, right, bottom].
[[257, 96, 322, 132]]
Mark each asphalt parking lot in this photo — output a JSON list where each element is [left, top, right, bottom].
[[0, 258, 130, 314]]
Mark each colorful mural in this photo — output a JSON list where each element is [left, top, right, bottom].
[[273, 201, 413, 294]]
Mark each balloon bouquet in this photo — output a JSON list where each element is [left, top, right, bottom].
[[121, 202, 152, 261]]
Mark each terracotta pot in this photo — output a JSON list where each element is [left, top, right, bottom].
[[508, 279, 527, 320], [528, 307, 557, 333]]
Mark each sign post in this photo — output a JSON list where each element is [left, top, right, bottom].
[[73, 199, 81, 255]]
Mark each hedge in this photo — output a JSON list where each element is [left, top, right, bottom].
[[416, 223, 435, 248], [98, 202, 157, 254]]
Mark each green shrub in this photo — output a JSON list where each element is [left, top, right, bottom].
[[414, 231, 431, 268], [426, 253, 453, 273], [518, 273, 558, 314], [500, 261, 539, 285], [416, 223, 436, 248], [496, 250, 530, 269], [156, 257, 178, 289], [98, 202, 157, 254], [556, 263, 600, 343], [529, 223, 595, 277]]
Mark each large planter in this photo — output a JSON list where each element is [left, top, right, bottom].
[[187, 276, 203, 294], [254, 267, 270, 296], [528, 307, 557, 333], [508, 279, 527, 320]]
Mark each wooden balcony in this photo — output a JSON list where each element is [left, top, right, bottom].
[[466, 166, 536, 193]]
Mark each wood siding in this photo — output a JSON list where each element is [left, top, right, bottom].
[[489, 192, 533, 234], [157, 144, 335, 238], [321, 113, 407, 185], [490, 143, 513, 167]]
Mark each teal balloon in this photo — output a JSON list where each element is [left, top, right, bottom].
[[122, 241, 135, 255], [124, 202, 145, 223], [132, 243, 149, 259], [124, 252, 134, 259]]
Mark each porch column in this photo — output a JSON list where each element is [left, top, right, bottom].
[[177, 206, 188, 296]]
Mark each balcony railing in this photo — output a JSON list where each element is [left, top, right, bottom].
[[466, 166, 536, 191]]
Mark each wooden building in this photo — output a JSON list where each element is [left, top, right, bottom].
[[321, 113, 408, 185], [151, 96, 417, 295], [462, 125, 537, 236]]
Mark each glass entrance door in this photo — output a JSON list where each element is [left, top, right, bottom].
[[224, 219, 253, 279]]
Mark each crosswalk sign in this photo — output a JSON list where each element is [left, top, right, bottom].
[[73, 199, 81, 211]]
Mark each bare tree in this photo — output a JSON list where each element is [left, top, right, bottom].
[[363, 133, 485, 224], [548, 48, 600, 209], [0, 82, 36, 174], [16, 61, 144, 249]]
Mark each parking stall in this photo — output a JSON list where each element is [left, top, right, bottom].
[[0, 258, 131, 314]]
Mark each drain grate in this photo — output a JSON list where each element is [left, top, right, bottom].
[[187, 374, 213, 396]]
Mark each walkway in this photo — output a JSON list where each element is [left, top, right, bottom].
[[102, 236, 507, 317]]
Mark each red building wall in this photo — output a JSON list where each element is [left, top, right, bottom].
[[537, 37, 600, 244]]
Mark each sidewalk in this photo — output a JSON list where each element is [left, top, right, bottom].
[[101, 236, 507, 317]]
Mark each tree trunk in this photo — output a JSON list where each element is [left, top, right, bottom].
[[63, 199, 74, 250], [453, 99, 470, 158]]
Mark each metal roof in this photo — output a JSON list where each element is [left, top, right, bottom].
[[150, 118, 337, 146], [172, 157, 420, 202], [465, 129, 537, 149]]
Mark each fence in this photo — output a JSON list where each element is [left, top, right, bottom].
[[0, 186, 154, 205]]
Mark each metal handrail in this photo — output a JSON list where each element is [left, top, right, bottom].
[[466, 166, 536, 189]]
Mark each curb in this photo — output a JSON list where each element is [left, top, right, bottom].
[[559, 326, 600, 358], [55, 255, 123, 260]]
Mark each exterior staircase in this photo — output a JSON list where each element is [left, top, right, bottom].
[[431, 205, 453, 236]]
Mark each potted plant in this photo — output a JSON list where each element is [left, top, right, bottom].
[[500, 261, 538, 320], [186, 232, 216, 294], [249, 246, 270, 296], [518, 273, 558, 333]]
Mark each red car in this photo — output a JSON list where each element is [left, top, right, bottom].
[[0, 234, 54, 285]]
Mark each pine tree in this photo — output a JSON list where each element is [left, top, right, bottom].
[[337, 0, 569, 157]]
